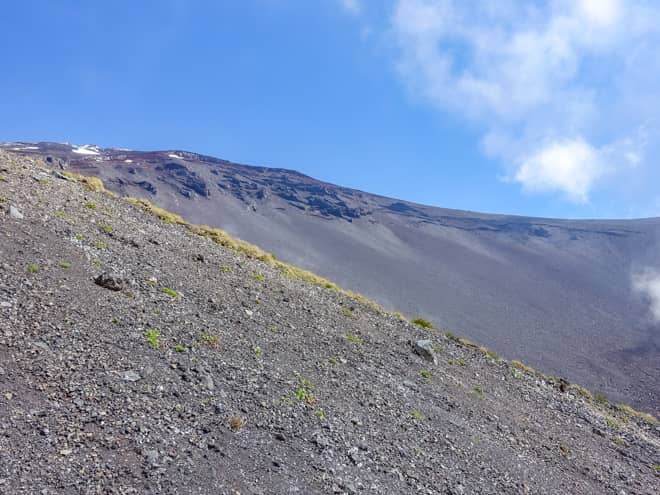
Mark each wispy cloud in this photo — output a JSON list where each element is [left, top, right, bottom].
[[633, 269, 660, 322], [340, 0, 362, 16], [390, 0, 660, 204]]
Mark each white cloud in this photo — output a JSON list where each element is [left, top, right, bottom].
[[633, 269, 660, 322], [340, 0, 362, 16], [390, 0, 660, 204], [513, 138, 601, 203]]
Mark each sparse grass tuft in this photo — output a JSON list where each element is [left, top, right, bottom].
[[421, 369, 432, 383], [314, 409, 325, 420], [253, 346, 263, 358], [229, 416, 244, 432], [252, 273, 265, 282], [174, 344, 186, 353], [62, 172, 114, 195], [571, 384, 594, 401], [293, 374, 316, 405], [85, 201, 97, 210], [411, 410, 424, 422], [74, 233, 84, 241], [220, 265, 233, 272], [200, 333, 220, 350], [101, 224, 113, 233], [161, 287, 178, 298], [144, 328, 160, 349], [448, 357, 466, 366], [95, 241, 107, 250], [55, 210, 66, 218], [616, 404, 658, 424], [345, 334, 363, 345], [59, 261, 71, 269], [126, 197, 187, 225], [27, 263, 40, 273], [606, 417, 621, 430], [340, 307, 353, 317], [411, 318, 433, 329], [479, 347, 501, 360], [511, 360, 536, 374]]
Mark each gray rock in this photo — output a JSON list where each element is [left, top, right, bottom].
[[413, 340, 437, 364], [120, 371, 141, 382], [9, 206, 23, 219]]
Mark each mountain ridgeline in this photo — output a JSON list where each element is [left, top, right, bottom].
[[4, 141, 660, 415]]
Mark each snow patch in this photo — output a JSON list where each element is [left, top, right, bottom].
[[124, 159, 133, 163], [73, 145, 100, 156], [168, 153, 184, 160]]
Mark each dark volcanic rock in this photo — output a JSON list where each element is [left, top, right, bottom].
[[94, 272, 125, 291]]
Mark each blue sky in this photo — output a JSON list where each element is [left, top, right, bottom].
[[1, 0, 659, 219]]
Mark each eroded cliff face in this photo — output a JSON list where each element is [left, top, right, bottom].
[[5, 141, 660, 414]]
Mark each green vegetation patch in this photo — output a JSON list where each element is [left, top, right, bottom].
[[412, 317, 434, 329], [26, 263, 40, 273], [345, 334, 363, 345], [161, 287, 178, 298], [144, 328, 160, 349]]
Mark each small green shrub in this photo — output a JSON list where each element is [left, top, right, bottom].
[[328, 356, 338, 365], [314, 409, 325, 420], [220, 265, 233, 272], [95, 241, 107, 249], [161, 287, 178, 298], [448, 357, 466, 366], [27, 263, 40, 273], [294, 374, 315, 405], [594, 393, 609, 405], [101, 224, 113, 233], [74, 233, 84, 241], [254, 346, 263, 358], [252, 273, 265, 282], [144, 328, 160, 349], [55, 210, 66, 218], [174, 344, 186, 353], [341, 308, 353, 317], [59, 261, 71, 269], [85, 201, 97, 210]]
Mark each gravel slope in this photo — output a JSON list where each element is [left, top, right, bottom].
[[0, 151, 658, 494]]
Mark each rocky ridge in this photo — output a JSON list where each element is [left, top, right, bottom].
[[0, 151, 658, 494]]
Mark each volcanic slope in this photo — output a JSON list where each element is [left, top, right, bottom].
[[5, 141, 660, 414], [0, 153, 659, 494]]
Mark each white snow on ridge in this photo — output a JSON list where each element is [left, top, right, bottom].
[[125, 159, 133, 163], [73, 145, 100, 156], [168, 153, 184, 160]]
